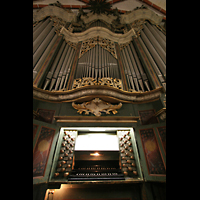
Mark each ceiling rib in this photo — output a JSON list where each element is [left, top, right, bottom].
[[33, 0, 165, 20]]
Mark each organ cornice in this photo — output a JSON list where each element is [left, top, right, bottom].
[[60, 26, 136, 44], [33, 5, 163, 26], [33, 85, 164, 104], [33, 5, 163, 44]]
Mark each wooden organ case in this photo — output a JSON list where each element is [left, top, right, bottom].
[[49, 128, 143, 184]]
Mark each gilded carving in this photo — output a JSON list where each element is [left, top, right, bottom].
[[131, 19, 146, 37], [72, 77, 122, 89], [79, 36, 117, 59], [72, 98, 122, 117]]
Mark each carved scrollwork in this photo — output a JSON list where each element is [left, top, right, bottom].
[[72, 77, 122, 90], [79, 36, 117, 59], [72, 98, 122, 117]]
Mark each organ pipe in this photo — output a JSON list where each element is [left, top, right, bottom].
[[74, 44, 121, 83], [143, 24, 166, 64], [153, 25, 166, 42], [49, 43, 68, 90], [121, 49, 135, 91], [33, 20, 54, 54], [62, 48, 76, 89], [44, 40, 65, 90], [146, 23, 166, 52], [140, 30, 166, 78], [33, 18, 50, 42], [124, 46, 140, 91], [57, 46, 72, 90], [33, 27, 56, 67], [129, 42, 150, 91], [33, 34, 58, 81], [138, 37, 166, 90]]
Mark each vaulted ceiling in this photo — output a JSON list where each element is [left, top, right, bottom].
[[33, 0, 166, 20]]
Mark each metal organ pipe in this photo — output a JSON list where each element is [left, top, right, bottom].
[[33, 18, 50, 42], [153, 25, 166, 42], [33, 20, 43, 33], [57, 45, 72, 90], [130, 42, 150, 91], [120, 51, 131, 89], [126, 45, 145, 92], [95, 45, 98, 79], [121, 49, 135, 91], [33, 27, 56, 68], [33, 20, 54, 54], [91, 46, 95, 78], [74, 45, 121, 83], [143, 24, 166, 64], [99, 45, 102, 79], [140, 30, 166, 78], [138, 37, 166, 90], [43, 40, 65, 90], [62, 48, 76, 89], [33, 34, 58, 80], [146, 23, 166, 52], [124, 46, 140, 91], [101, 47, 105, 78], [49, 43, 68, 90]]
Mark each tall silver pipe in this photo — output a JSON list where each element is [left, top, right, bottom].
[[83, 52, 87, 78], [49, 43, 67, 90], [33, 18, 50, 42], [58, 45, 73, 90], [107, 52, 110, 78], [33, 20, 53, 54], [83, 51, 87, 78], [130, 42, 150, 91], [143, 24, 166, 64], [79, 54, 84, 79], [89, 48, 93, 77], [120, 50, 131, 89], [141, 30, 166, 77], [146, 23, 166, 52], [33, 20, 43, 33], [105, 50, 108, 77], [43, 39, 65, 90], [63, 48, 76, 89], [54, 44, 69, 90], [127, 44, 144, 91], [153, 25, 166, 42], [102, 48, 105, 78], [91, 46, 95, 78], [122, 49, 135, 90], [33, 27, 55, 68], [99, 45, 102, 79], [124, 47, 139, 91], [95, 45, 98, 79], [33, 34, 58, 81]]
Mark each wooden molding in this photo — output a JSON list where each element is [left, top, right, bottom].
[[33, 85, 164, 104], [54, 116, 139, 123]]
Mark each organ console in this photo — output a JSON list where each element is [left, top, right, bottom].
[[51, 128, 143, 182]]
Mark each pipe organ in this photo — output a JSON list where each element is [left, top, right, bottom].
[[33, 16, 165, 93], [33, 5, 166, 200]]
